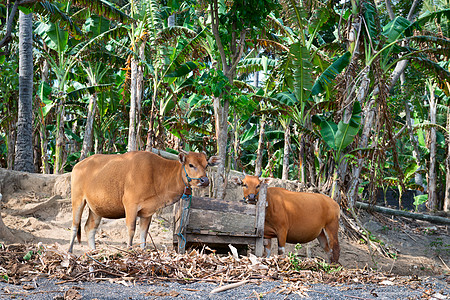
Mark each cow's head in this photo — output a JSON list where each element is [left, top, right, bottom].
[[232, 174, 270, 204], [179, 151, 220, 188]]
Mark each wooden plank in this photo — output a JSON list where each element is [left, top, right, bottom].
[[187, 209, 256, 234], [185, 233, 258, 245], [190, 197, 256, 215], [254, 183, 267, 257]]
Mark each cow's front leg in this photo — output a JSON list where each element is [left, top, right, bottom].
[[124, 204, 139, 248], [139, 215, 152, 249]]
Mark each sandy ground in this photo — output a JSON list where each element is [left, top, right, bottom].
[[0, 168, 448, 278]]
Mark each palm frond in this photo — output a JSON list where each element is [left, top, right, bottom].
[[237, 57, 277, 74], [252, 39, 289, 54], [311, 51, 351, 96], [34, 2, 83, 39], [71, 0, 132, 23], [410, 57, 450, 95]]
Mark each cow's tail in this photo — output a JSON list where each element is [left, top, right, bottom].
[[77, 223, 81, 243]]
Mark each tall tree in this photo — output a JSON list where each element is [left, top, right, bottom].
[[209, 0, 278, 199], [14, 10, 33, 172]]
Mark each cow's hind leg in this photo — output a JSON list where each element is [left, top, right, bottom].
[[276, 228, 288, 255], [69, 198, 87, 253], [139, 215, 152, 249], [263, 238, 272, 257], [324, 220, 340, 264], [316, 229, 331, 261], [85, 208, 102, 250]]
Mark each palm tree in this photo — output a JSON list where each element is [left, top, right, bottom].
[[14, 10, 34, 173]]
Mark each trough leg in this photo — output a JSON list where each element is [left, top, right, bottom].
[[85, 208, 102, 250], [68, 198, 86, 253], [139, 215, 152, 249]]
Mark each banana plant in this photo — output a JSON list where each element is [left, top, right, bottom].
[[313, 102, 362, 198]]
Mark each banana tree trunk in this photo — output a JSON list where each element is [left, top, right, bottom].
[[255, 117, 266, 176], [404, 99, 423, 188], [444, 109, 450, 212], [428, 85, 437, 210], [53, 101, 66, 174], [346, 68, 372, 206], [347, 97, 376, 206], [282, 119, 291, 180], [7, 123, 16, 169], [80, 92, 97, 161], [39, 46, 50, 173]]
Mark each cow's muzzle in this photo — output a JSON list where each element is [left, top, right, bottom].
[[244, 193, 257, 205], [197, 176, 209, 187]]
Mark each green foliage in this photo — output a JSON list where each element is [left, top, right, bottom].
[[311, 51, 351, 96], [219, 0, 280, 31], [315, 102, 362, 164]]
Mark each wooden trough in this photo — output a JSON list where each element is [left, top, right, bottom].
[[173, 185, 267, 256]]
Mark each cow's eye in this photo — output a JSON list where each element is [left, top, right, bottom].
[[256, 185, 260, 189], [189, 164, 194, 168], [243, 184, 248, 188]]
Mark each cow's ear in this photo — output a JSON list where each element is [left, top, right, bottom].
[[178, 152, 186, 164], [207, 156, 220, 166], [231, 176, 243, 186]]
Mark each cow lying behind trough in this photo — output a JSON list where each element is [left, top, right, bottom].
[[233, 175, 340, 263], [68, 150, 219, 253]]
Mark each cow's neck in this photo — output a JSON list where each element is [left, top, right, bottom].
[[163, 162, 192, 207]]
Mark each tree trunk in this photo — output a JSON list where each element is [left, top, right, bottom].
[[445, 109, 450, 212], [128, 43, 144, 152], [210, 0, 246, 199], [39, 45, 50, 174], [282, 119, 291, 181], [356, 202, 450, 225], [7, 123, 16, 169], [53, 101, 66, 174], [80, 92, 97, 161], [348, 97, 376, 206], [428, 84, 437, 210], [255, 117, 266, 176], [404, 99, 423, 188], [14, 11, 34, 173], [213, 96, 229, 199]]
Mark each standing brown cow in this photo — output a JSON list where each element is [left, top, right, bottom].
[[233, 175, 340, 263], [68, 151, 219, 253]]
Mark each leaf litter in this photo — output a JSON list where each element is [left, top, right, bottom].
[[0, 242, 448, 298]]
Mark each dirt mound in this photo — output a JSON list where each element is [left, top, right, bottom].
[[0, 168, 448, 277]]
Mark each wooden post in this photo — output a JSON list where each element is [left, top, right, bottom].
[[176, 197, 192, 254], [254, 183, 267, 256]]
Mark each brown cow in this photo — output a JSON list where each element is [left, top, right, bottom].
[[68, 151, 219, 253], [233, 175, 340, 263]]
